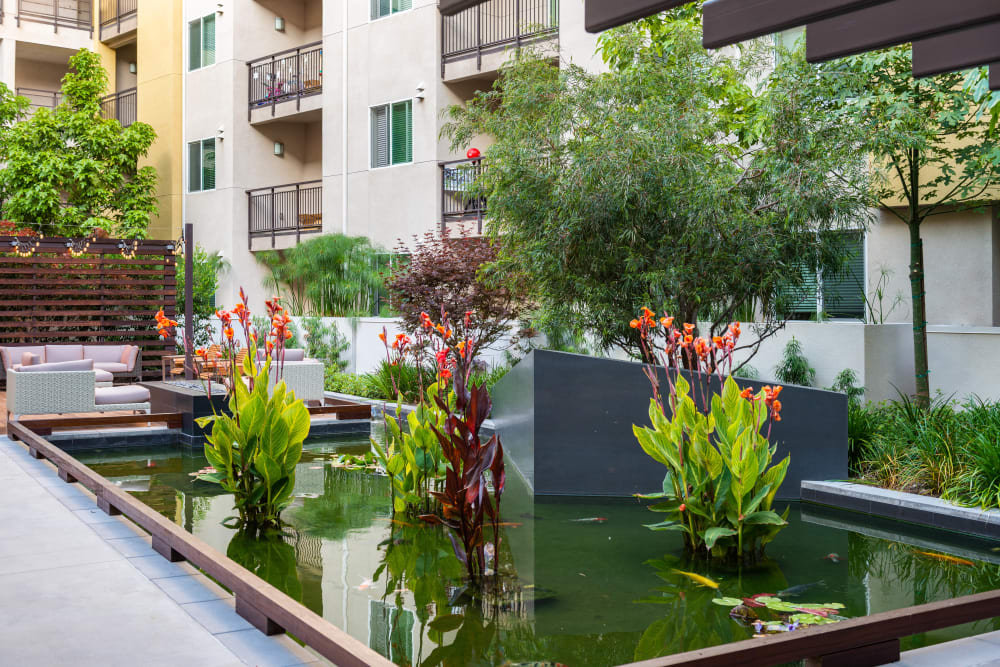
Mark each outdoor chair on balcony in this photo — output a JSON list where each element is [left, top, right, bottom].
[[7, 364, 151, 421]]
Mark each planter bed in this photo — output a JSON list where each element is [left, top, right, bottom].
[[802, 480, 1000, 541]]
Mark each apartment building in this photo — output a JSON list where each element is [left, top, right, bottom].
[[0, 1, 183, 238], [183, 0, 601, 310]]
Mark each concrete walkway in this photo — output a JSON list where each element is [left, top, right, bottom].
[[0, 436, 323, 667], [889, 631, 1000, 666]]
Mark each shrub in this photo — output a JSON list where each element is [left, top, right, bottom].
[[301, 317, 349, 372], [386, 229, 524, 350], [324, 369, 378, 399], [366, 359, 436, 403], [828, 368, 864, 406], [945, 399, 1000, 509], [774, 337, 815, 387]]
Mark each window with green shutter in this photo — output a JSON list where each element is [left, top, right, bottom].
[[188, 138, 216, 192], [782, 231, 866, 320], [371, 101, 413, 168], [189, 14, 216, 71], [372, 0, 411, 20], [822, 231, 865, 319]]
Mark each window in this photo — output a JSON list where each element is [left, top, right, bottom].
[[371, 0, 411, 21], [785, 231, 866, 320], [189, 14, 216, 71], [188, 139, 216, 192], [371, 100, 412, 168]]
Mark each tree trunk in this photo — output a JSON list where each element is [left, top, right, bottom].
[[907, 150, 930, 408]]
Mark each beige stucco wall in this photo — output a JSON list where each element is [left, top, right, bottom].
[[866, 207, 999, 327]]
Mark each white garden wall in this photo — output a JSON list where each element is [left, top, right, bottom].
[[197, 315, 1000, 404]]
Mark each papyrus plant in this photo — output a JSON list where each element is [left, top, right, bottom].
[[631, 309, 789, 562]]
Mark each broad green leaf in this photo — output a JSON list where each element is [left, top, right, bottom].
[[703, 526, 737, 550], [711, 597, 743, 607]]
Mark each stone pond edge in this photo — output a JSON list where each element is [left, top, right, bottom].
[[802, 480, 1000, 541]]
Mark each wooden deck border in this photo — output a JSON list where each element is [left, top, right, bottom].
[[14, 413, 184, 436], [7, 421, 393, 667]]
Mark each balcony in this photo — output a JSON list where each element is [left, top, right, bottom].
[[247, 180, 323, 250], [441, 158, 487, 234], [100, 87, 136, 127], [441, 0, 558, 80], [247, 42, 323, 124], [98, 0, 137, 44], [17, 87, 60, 112], [16, 0, 92, 33]]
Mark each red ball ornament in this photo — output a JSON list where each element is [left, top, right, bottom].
[[466, 147, 481, 159]]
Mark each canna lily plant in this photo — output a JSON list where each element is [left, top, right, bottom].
[[417, 311, 506, 585], [630, 309, 790, 563], [157, 288, 310, 533]]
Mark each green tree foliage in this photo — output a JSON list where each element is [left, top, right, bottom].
[[805, 49, 1000, 406], [0, 49, 158, 238], [176, 245, 229, 320], [442, 15, 872, 357], [176, 245, 229, 347], [256, 234, 385, 316], [301, 316, 349, 371]]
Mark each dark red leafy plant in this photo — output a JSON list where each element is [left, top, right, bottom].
[[417, 311, 505, 584], [386, 229, 524, 350]]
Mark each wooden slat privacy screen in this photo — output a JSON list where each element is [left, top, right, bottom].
[[0, 236, 176, 380]]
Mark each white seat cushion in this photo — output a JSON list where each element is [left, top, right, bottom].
[[94, 385, 150, 405], [45, 345, 84, 363], [94, 362, 129, 373], [17, 360, 94, 373], [84, 345, 126, 363], [94, 369, 114, 383]]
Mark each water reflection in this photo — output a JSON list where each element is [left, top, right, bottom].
[[75, 440, 1000, 666]]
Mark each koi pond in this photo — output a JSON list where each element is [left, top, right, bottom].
[[74, 432, 1000, 666]]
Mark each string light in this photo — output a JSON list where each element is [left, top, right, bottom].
[[118, 239, 139, 260], [11, 235, 43, 258], [66, 236, 96, 258], [167, 233, 185, 257]]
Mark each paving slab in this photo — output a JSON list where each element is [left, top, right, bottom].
[[891, 632, 1000, 666], [0, 436, 325, 667]]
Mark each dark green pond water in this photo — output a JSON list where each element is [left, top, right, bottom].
[[75, 433, 1000, 667]]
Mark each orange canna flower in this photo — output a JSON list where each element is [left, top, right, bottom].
[[739, 387, 753, 399], [661, 316, 674, 328], [712, 336, 723, 347], [224, 327, 234, 340], [641, 307, 655, 319], [683, 323, 695, 334], [285, 329, 292, 340], [629, 319, 640, 329], [378, 332, 387, 342]]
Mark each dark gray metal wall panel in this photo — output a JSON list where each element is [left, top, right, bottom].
[[806, 0, 1000, 63], [991, 64, 1000, 90], [491, 349, 536, 490], [912, 21, 1000, 78], [492, 350, 847, 500], [702, 0, 889, 49], [585, 0, 690, 33]]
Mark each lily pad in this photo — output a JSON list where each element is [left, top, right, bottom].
[[711, 597, 744, 607]]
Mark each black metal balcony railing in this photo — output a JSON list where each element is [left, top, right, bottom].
[[16, 87, 60, 111], [441, 0, 559, 75], [441, 158, 487, 233], [99, 0, 136, 30], [16, 0, 92, 33], [247, 42, 323, 120], [247, 180, 323, 248], [100, 88, 137, 127]]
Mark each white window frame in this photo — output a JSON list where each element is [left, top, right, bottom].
[[188, 137, 217, 193], [369, 98, 414, 170], [370, 0, 413, 22], [188, 14, 217, 72]]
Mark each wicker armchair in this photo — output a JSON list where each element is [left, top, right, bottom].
[[7, 370, 151, 421], [271, 362, 325, 404]]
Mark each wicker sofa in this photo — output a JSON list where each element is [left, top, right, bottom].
[[0, 344, 142, 383], [7, 366, 151, 421]]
